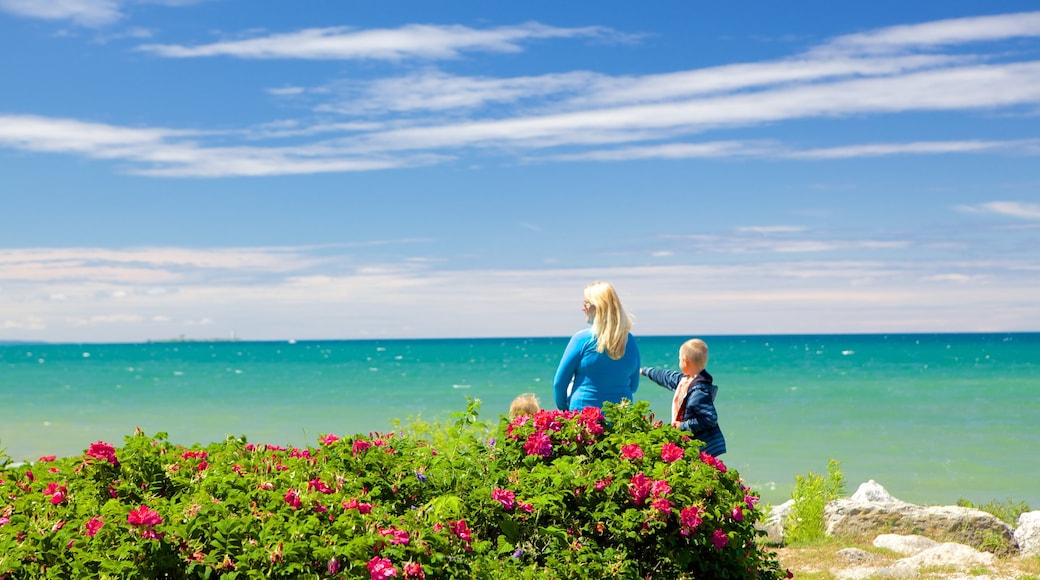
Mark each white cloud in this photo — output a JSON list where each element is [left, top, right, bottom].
[[137, 22, 610, 60], [0, 0, 122, 26], [956, 201, 1040, 219]]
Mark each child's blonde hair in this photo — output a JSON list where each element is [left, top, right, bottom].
[[680, 338, 709, 370], [509, 393, 540, 418]]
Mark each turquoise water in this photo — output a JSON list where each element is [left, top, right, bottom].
[[1, 333, 1037, 508]]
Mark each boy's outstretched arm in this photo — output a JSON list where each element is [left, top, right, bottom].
[[639, 367, 683, 391]]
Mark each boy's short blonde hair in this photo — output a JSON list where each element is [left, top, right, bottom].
[[509, 393, 540, 418], [680, 338, 709, 369]]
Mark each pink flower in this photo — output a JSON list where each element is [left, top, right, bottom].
[[84, 516, 104, 537], [711, 529, 729, 549], [127, 505, 162, 527], [699, 451, 727, 473], [308, 478, 334, 494], [343, 498, 373, 514], [327, 557, 341, 575], [284, 488, 301, 509], [403, 562, 426, 579], [517, 501, 534, 513], [319, 433, 340, 446], [45, 482, 67, 505], [660, 442, 684, 463], [0, 516, 10, 527], [449, 519, 472, 548], [744, 494, 760, 510], [680, 505, 704, 536], [86, 441, 119, 466], [731, 505, 745, 522], [367, 556, 398, 579], [523, 431, 553, 457], [650, 479, 671, 498], [628, 473, 652, 506], [651, 497, 672, 514], [353, 439, 373, 455], [379, 527, 411, 545], [594, 477, 612, 491], [181, 450, 208, 460], [38, 455, 57, 462], [491, 488, 516, 510], [620, 444, 644, 460]]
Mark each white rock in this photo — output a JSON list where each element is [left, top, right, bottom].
[[873, 533, 939, 555], [1015, 510, 1040, 557]]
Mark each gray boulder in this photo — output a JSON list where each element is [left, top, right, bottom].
[[824, 481, 1017, 555], [872, 533, 938, 555], [759, 499, 792, 545], [881, 542, 995, 577], [1015, 510, 1040, 557]]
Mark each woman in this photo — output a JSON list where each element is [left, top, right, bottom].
[[553, 281, 640, 411]]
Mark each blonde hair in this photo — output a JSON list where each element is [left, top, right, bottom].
[[680, 338, 709, 370], [509, 393, 540, 418], [584, 281, 633, 360]]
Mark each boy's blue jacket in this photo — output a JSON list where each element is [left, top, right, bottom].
[[641, 367, 727, 457]]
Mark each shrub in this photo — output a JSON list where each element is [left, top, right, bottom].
[[0, 399, 788, 579], [785, 459, 845, 545], [956, 497, 1033, 525]]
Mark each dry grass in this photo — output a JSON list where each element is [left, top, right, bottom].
[[773, 539, 1040, 579]]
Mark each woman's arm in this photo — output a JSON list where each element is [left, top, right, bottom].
[[553, 331, 586, 410]]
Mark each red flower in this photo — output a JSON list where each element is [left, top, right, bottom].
[[353, 439, 373, 455], [711, 529, 729, 549], [319, 433, 340, 446], [84, 516, 104, 537], [379, 527, 411, 545], [660, 442, 684, 463], [403, 562, 426, 579], [86, 441, 119, 466], [308, 478, 334, 494], [628, 473, 652, 506], [491, 487, 516, 510], [651, 497, 672, 514], [731, 505, 745, 522], [523, 431, 552, 457], [680, 505, 704, 536], [284, 488, 301, 509], [650, 479, 671, 498], [699, 451, 727, 472], [343, 498, 373, 514], [594, 477, 612, 491], [38, 455, 57, 462], [367, 556, 397, 579], [127, 505, 162, 527], [620, 444, 644, 460]]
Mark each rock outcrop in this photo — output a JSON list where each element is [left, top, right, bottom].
[[1015, 510, 1040, 557]]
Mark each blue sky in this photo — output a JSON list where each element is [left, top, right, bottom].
[[1, 0, 1039, 343]]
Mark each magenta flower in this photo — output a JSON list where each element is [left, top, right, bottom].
[[651, 497, 672, 514], [660, 442, 684, 463], [127, 505, 162, 527], [319, 433, 340, 446], [403, 562, 426, 579], [44, 482, 67, 505], [353, 439, 373, 455], [523, 431, 553, 457], [0, 516, 10, 527], [628, 473, 652, 506], [620, 444, 644, 460], [86, 441, 119, 466], [84, 516, 104, 537], [594, 477, 612, 491], [650, 479, 671, 498], [744, 494, 760, 510], [379, 527, 411, 545], [491, 487, 516, 510], [711, 529, 729, 549], [284, 488, 301, 509], [327, 557, 341, 575], [517, 501, 534, 513], [343, 498, 373, 514], [366, 556, 397, 580], [699, 451, 727, 472], [731, 505, 745, 522], [308, 478, 334, 494], [38, 455, 56, 462], [680, 505, 704, 536]]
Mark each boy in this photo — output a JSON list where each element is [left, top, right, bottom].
[[640, 338, 726, 456]]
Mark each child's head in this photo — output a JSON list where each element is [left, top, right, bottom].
[[509, 393, 540, 418], [679, 338, 709, 376]]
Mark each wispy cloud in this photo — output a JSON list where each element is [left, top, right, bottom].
[[137, 22, 612, 60], [3, 13, 1040, 176], [955, 201, 1040, 219], [0, 0, 209, 27]]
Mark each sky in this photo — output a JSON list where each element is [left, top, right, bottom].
[[1, 0, 1039, 343]]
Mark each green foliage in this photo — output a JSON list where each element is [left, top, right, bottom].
[[956, 497, 1033, 525], [0, 398, 788, 579], [785, 459, 846, 545]]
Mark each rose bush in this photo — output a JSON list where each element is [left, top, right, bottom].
[[0, 400, 788, 579]]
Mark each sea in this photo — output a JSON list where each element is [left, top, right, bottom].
[[1, 333, 1037, 509]]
